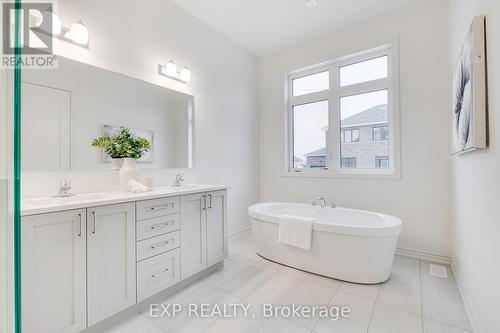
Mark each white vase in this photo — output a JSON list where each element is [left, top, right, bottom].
[[119, 158, 139, 192], [111, 158, 123, 170]]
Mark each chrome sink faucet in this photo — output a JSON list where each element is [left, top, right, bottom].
[[171, 173, 185, 187], [54, 179, 75, 197]]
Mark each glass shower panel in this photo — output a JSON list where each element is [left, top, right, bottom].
[[1, 0, 22, 332]]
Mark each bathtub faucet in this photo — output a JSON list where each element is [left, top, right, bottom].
[[316, 197, 327, 208], [312, 197, 336, 208]]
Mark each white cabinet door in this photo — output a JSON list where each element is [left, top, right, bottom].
[[137, 249, 181, 302], [22, 209, 86, 333], [180, 193, 207, 279], [206, 190, 227, 266], [87, 203, 136, 325]]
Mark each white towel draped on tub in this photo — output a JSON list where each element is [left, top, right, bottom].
[[278, 215, 315, 250]]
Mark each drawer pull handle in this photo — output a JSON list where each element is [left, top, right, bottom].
[[150, 240, 172, 249], [77, 213, 82, 237], [91, 212, 96, 234], [148, 203, 174, 211], [151, 268, 170, 278], [149, 221, 174, 230]]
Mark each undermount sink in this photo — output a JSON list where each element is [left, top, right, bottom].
[[25, 193, 105, 207]]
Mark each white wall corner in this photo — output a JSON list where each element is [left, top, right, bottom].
[[451, 259, 482, 333]]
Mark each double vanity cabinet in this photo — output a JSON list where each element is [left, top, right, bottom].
[[21, 186, 227, 333]]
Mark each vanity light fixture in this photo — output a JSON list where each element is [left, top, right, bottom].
[[158, 60, 192, 83], [33, 8, 89, 48]]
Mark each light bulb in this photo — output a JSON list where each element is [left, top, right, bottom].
[[69, 20, 89, 45], [165, 60, 177, 77], [180, 66, 191, 82], [50, 12, 62, 35]]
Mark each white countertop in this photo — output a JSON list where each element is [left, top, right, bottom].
[[21, 184, 228, 216]]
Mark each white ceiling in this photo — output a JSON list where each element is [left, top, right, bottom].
[[171, 0, 418, 57]]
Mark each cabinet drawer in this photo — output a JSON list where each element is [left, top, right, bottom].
[[136, 196, 180, 221], [137, 214, 180, 241], [137, 249, 180, 302], [137, 231, 180, 262]]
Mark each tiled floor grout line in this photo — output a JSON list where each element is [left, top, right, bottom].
[[364, 282, 380, 333], [421, 315, 473, 332], [283, 317, 314, 332], [372, 301, 423, 315], [420, 280, 460, 291], [233, 253, 285, 271], [311, 285, 339, 332], [373, 276, 423, 316], [280, 276, 314, 331]]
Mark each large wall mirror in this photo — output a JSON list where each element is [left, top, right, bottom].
[[21, 57, 194, 172]]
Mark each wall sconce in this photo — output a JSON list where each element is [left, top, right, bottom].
[[33, 8, 89, 48], [158, 60, 191, 83]]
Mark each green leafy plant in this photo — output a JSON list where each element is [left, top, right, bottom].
[[91, 127, 152, 159]]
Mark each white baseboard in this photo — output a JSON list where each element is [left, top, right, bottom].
[[451, 260, 482, 333], [228, 226, 252, 244], [396, 247, 452, 265]]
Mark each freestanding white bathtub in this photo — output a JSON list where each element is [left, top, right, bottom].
[[248, 202, 402, 284]]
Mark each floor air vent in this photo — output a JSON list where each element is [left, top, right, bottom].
[[429, 264, 448, 279]]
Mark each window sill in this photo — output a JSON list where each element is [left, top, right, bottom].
[[282, 169, 401, 180]]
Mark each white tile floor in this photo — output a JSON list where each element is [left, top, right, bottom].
[[102, 234, 473, 333]]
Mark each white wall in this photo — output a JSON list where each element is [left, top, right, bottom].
[[23, 0, 260, 236], [259, 0, 452, 256], [449, 1, 500, 332]]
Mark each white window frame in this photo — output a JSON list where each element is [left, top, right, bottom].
[[285, 42, 400, 179]]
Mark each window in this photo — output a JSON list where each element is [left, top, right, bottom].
[[340, 56, 388, 87], [372, 126, 389, 142], [286, 44, 398, 177], [341, 157, 357, 168], [292, 100, 329, 169], [375, 156, 389, 169], [341, 128, 359, 143], [292, 71, 329, 96]]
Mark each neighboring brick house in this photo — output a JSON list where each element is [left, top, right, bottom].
[[304, 104, 389, 169], [303, 147, 327, 168]]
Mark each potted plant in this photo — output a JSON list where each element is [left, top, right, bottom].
[[91, 135, 123, 170], [92, 127, 152, 191]]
